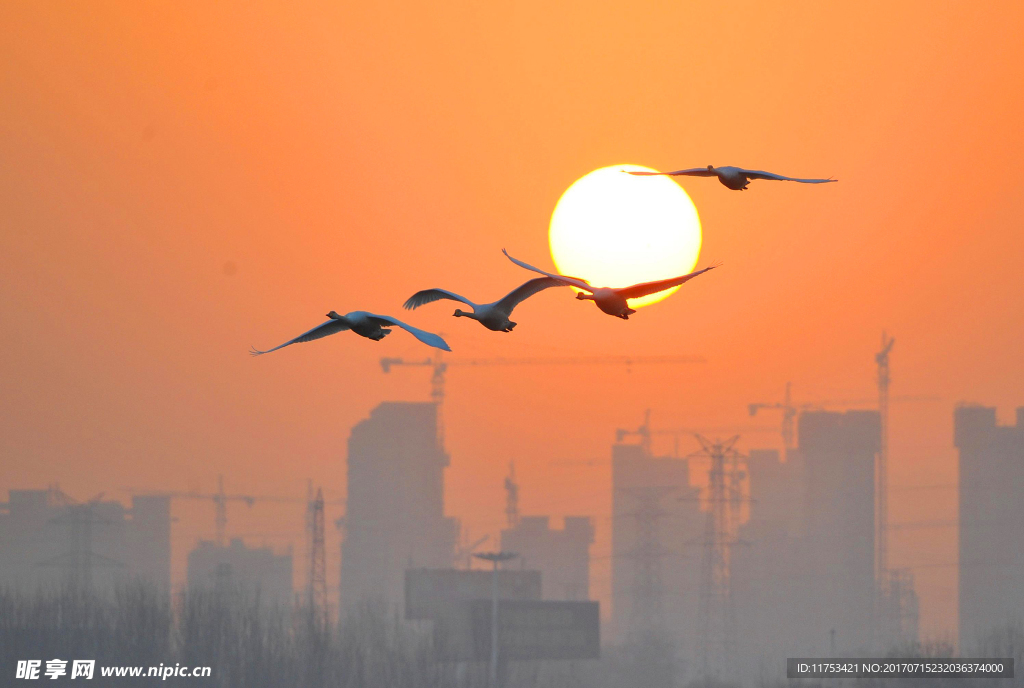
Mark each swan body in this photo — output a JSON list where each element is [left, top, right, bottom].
[[403, 278, 565, 332], [502, 249, 717, 320], [575, 287, 634, 318], [250, 310, 450, 356], [628, 165, 836, 190]]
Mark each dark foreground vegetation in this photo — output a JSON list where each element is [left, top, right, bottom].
[[0, 584, 1020, 688], [0, 583, 584, 688]]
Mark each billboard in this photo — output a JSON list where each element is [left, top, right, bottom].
[[470, 600, 600, 660], [404, 569, 599, 661]]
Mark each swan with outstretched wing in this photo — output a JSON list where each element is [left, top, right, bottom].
[[502, 249, 717, 320], [404, 277, 566, 332], [250, 310, 450, 356], [628, 164, 836, 190]]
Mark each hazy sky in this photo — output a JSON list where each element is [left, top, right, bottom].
[[2, 1, 1023, 639]]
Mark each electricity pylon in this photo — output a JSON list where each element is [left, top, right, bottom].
[[37, 492, 123, 592], [306, 486, 327, 627], [618, 486, 677, 635]]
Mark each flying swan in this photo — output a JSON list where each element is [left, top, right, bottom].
[[627, 165, 836, 190], [502, 249, 717, 320], [403, 277, 567, 332], [250, 311, 451, 356]]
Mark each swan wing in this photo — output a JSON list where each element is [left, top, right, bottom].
[[367, 314, 452, 351], [250, 317, 351, 356], [739, 168, 837, 183], [616, 264, 719, 300], [626, 168, 716, 177], [403, 288, 476, 310], [494, 277, 568, 312], [501, 249, 593, 291]]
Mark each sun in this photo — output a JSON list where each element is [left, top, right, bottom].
[[549, 164, 702, 308]]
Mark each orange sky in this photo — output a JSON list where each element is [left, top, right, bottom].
[[2, 1, 1023, 641]]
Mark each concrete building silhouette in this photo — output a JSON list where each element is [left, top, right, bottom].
[[732, 410, 881, 684], [610, 441, 702, 667], [0, 488, 171, 597], [130, 495, 171, 595], [187, 537, 293, 607], [0, 489, 68, 591], [955, 404, 1024, 652], [500, 515, 593, 600], [799, 409, 879, 654], [340, 402, 459, 614], [731, 449, 810, 681]]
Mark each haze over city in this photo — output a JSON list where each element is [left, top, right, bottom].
[[2, 3, 1023, 685]]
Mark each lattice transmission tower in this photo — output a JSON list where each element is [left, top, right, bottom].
[[306, 486, 327, 627], [618, 486, 677, 636]]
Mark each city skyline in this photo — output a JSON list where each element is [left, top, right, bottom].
[[3, 0, 1023, 659], [4, 387, 1010, 646]]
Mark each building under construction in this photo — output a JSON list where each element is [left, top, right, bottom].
[[500, 515, 593, 600], [731, 449, 810, 679], [731, 408, 913, 685], [187, 537, 294, 608], [955, 404, 1024, 653], [0, 488, 170, 597], [340, 401, 459, 615], [609, 438, 702, 673], [801, 409, 879, 652]]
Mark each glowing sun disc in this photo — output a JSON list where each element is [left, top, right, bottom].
[[548, 164, 702, 308]]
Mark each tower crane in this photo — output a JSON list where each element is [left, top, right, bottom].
[[504, 461, 520, 529], [748, 380, 937, 461], [747, 382, 819, 459], [876, 332, 895, 578], [616, 409, 655, 455], [124, 475, 328, 547], [615, 409, 775, 457]]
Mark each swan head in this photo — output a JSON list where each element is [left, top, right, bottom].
[[326, 310, 342, 320], [707, 164, 715, 172], [575, 292, 590, 300], [453, 309, 466, 317]]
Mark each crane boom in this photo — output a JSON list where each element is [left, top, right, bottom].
[[122, 474, 338, 546], [380, 352, 705, 404], [616, 409, 774, 457], [748, 379, 937, 461]]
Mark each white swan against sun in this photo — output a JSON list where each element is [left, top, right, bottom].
[[502, 249, 717, 320], [628, 165, 836, 191], [250, 310, 450, 356], [404, 277, 566, 332]]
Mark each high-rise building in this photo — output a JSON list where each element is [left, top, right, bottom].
[[731, 449, 811, 681], [733, 409, 917, 684], [500, 515, 593, 600], [130, 495, 171, 596], [799, 409, 878, 654], [187, 538, 293, 607], [340, 402, 459, 614], [0, 489, 67, 591], [955, 404, 1024, 653], [610, 441, 702, 662]]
